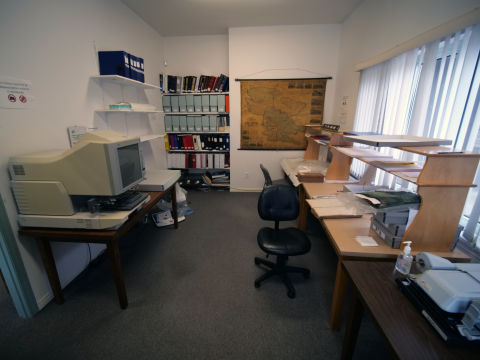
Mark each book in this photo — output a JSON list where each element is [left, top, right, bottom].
[[163, 135, 170, 151], [225, 95, 230, 112]]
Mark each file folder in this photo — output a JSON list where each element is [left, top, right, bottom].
[[138, 57, 145, 83], [179, 116, 187, 132], [194, 96, 202, 112], [179, 95, 187, 112], [170, 96, 179, 113], [98, 51, 131, 79], [202, 116, 210, 132], [194, 116, 202, 131], [210, 95, 218, 112], [162, 96, 171, 112], [202, 95, 210, 112], [218, 95, 226, 112], [129, 54, 138, 81], [186, 95, 194, 113], [209, 115, 217, 132], [187, 117, 195, 131], [172, 116, 180, 132], [164, 115, 172, 132], [176, 77, 182, 94]]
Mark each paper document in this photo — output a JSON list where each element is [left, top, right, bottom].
[[307, 198, 344, 208], [312, 195, 336, 199], [312, 207, 359, 219], [355, 236, 378, 247]]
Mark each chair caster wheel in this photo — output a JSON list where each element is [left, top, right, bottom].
[[303, 271, 310, 279], [254, 281, 261, 288], [287, 291, 295, 299]]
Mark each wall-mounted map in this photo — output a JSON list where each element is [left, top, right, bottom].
[[240, 79, 327, 150]]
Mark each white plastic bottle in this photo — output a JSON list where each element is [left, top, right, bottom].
[[395, 241, 413, 275]]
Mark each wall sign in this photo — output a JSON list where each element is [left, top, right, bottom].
[[0, 76, 36, 109]]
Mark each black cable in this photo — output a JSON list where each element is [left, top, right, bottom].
[[75, 243, 92, 286]]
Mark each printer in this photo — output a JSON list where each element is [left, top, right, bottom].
[[9, 130, 150, 230], [396, 252, 480, 344]]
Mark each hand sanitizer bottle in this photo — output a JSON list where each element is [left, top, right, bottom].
[[395, 241, 413, 275]]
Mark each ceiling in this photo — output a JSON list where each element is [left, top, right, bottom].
[[120, 0, 364, 37]]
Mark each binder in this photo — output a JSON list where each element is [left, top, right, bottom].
[[176, 77, 182, 94], [196, 135, 202, 150], [202, 95, 210, 112], [170, 96, 179, 113], [164, 115, 172, 132], [225, 95, 230, 112], [194, 116, 202, 131], [218, 116, 224, 132], [214, 154, 220, 169], [194, 96, 202, 112], [179, 116, 187, 132], [218, 135, 224, 150], [209, 115, 217, 132], [186, 95, 194, 112], [187, 117, 195, 131], [220, 154, 225, 168], [162, 96, 171, 112], [202, 117, 210, 132], [167, 153, 172, 168], [138, 57, 145, 83], [163, 135, 169, 151], [199, 135, 205, 150], [168, 135, 175, 150], [129, 54, 138, 81], [208, 154, 213, 169], [225, 134, 230, 150], [171, 116, 180, 132], [210, 95, 218, 112], [178, 96, 187, 112], [225, 115, 230, 131], [173, 135, 179, 150], [98, 51, 131, 79], [218, 95, 226, 112], [193, 136, 198, 150], [213, 135, 219, 150]]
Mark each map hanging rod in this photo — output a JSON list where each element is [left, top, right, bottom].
[[235, 68, 332, 81]]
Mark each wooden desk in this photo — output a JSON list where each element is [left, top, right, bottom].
[[341, 261, 479, 359], [18, 187, 178, 310], [300, 183, 470, 331]]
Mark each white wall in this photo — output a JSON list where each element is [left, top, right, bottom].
[[164, 35, 229, 77], [229, 25, 342, 190], [0, 0, 165, 309], [333, 0, 480, 131]]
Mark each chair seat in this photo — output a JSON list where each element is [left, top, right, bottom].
[[257, 227, 311, 256]]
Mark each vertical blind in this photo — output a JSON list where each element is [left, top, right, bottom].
[[352, 23, 480, 249]]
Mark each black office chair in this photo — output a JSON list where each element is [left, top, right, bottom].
[[254, 185, 311, 298], [260, 164, 294, 188]]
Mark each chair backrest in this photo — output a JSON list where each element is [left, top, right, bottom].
[[260, 164, 273, 188], [258, 185, 299, 221]]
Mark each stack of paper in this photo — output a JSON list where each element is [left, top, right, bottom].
[[333, 146, 393, 158], [370, 160, 423, 172], [355, 236, 378, 246], [306, 198, 362, 219]]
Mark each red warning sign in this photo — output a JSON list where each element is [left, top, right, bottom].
[[19, 95, 27, 103], [8, 94, 16, 102]]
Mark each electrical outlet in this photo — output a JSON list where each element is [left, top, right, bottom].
[[245, 172, 249, 179]]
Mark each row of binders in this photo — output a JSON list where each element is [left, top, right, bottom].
[[161, 74, 229, 93], [165, 134, 230, 151], [98, 51, 145, 83], [167, 153, 230, 169], [165, 115, 230, 133], [163, 94, 229, 113]]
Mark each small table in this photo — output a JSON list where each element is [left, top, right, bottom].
[[18, 186, 178, 310], [300, 183, 470, 331], [341, 261, 479, 360]]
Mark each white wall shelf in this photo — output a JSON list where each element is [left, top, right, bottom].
[[140, 134, 165, 142], [90, 75, 160, 90], [95, 109, 163, 114]]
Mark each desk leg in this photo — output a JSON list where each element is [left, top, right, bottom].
[[329, 257, 348, 331], [341, 289, 364, 360], [106, 240, 128, 309], [35, 237, 64, 305], [297, 185, 308, 232], [171, 183, 178, 229]]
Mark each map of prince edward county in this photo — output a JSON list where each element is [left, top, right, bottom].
[[241, 79, 327, 149]]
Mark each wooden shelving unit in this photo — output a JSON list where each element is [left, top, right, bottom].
[[302, 125, 480, 253]]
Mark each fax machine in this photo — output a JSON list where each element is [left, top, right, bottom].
[[396, 252, 480, 344]]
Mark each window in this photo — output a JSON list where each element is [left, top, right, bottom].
[[353, 24, 480, 253]]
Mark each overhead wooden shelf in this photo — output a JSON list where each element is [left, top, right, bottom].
[[342, 134, 452, 147]]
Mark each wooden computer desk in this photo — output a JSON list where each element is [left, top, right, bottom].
[[18, 186, 178, 310], [300, 183, 470, 331], [340, 261, 479, 359]]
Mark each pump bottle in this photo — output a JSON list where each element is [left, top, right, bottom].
[[395, 241, 413, 275]]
